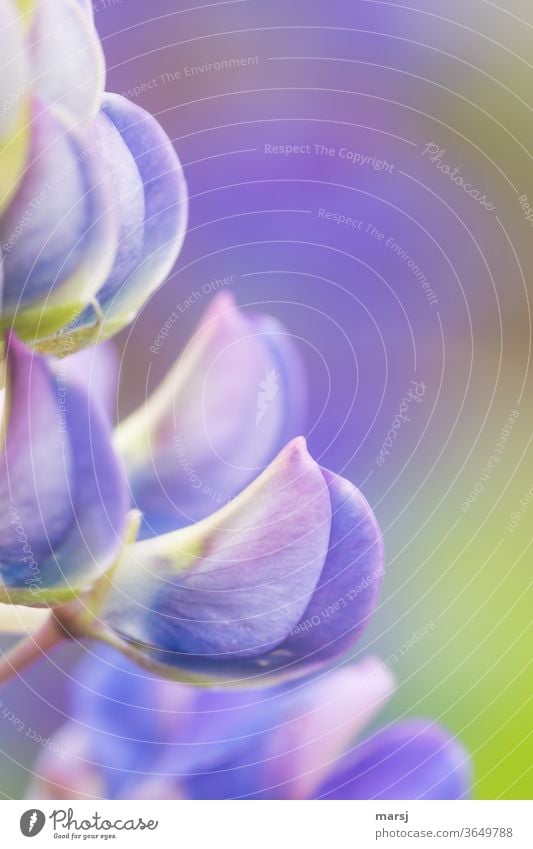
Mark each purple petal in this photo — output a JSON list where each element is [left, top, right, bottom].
[[68, 644, 297, 794], [117, 292, 306, 537], [58, 341, 119, 420], [101, 438, 332, 678], [0, 0, 30, 211], [72, 0, 94, 17], [316, 720, 471, 800], [250, 310, 307, 447], [81, 103, 146, 312], [28, 0, 105, 128], [0, 100, 117, 326], [40, 650, 392, 800], [0, 334, 74, 561], [149, 659, 394, 800], [207, 469, 384, 679], [257, 659, 394, 799], [0, 335, 127, 603], [77, 93, 188, 331], [277, 469, 384, 664]]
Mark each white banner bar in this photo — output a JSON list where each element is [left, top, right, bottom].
[[1, 800, 532, 848]]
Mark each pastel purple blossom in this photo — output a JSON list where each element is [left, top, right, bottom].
[[97, 434, 384, 684], [33, 295, 383, 682], [0, 334, 127, 605], [0, 99, 117, 329], [0, 0, 474, 809], [29, 648, 471, 800], [116, 292, 306, 537], [26, 0, 105, 130], [0, 1, 187, 352], [0, 0, 105, 214], [73, 93, 188, 341]]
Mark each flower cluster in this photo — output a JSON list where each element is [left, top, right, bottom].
[[30, 648, 470, 800], [0, 294, 385, 686], [0, 1, 470, 800], [0, 0, 187, 353]]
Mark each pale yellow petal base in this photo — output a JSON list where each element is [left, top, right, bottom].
[[0, 603, 50, 635]]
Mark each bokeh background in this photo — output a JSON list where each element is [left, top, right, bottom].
[[1, 0, 532, 800]]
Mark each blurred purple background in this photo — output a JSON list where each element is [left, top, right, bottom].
[[1, 0, 532, 799]]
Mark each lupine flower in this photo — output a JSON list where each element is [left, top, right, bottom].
[[0, 294, 379, 684], [0, 334, 127, 607], [115, 291, 307, 537], [0, 0, 187, 354], [0, 1, 472, 808], [94, 435, 384, 684], [29, 647, 471, 800], [1, 0, 108, 206], [0, 300, 383, 687]]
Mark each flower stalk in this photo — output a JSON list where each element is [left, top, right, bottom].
[[0, 615, 67, 685]]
